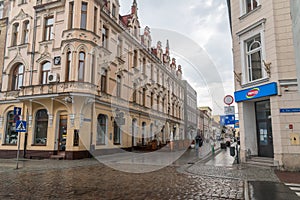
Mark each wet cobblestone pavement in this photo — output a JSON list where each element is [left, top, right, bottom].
[[0, 158, 244, 200]]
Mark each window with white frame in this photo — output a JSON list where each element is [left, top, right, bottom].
[[245, 34, 264, 82], [240, 0, 259, 15], [0, 1, 4, 19]]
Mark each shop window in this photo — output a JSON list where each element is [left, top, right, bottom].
[[41, 61, 51, 84], [113, 121, 121, 144], [97, 114, 107, 145], [142, 122, 146, 145], [34, 109, 48, 145], [73, 129, 79, 146], [4, 111, 18, 145], [78, 51, 85, 82], [11, 63, 24, 90]]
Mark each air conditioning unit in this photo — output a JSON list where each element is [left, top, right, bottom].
[[48, 72, 59, 83]]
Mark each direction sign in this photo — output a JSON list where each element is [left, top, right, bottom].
[[220, 116, 226, 125], [14, 107, 22, 116], [16, 120, 27, 132], [224, 115, 235, 125]]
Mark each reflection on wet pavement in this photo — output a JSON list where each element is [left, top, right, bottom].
[[205, 149, 235, 167]]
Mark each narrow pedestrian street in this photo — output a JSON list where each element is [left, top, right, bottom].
[[0, 143, 299, 199]]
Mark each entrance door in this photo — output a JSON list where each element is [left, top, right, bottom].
[[58, 115, 68, 151], [255, 100, 274, 158]]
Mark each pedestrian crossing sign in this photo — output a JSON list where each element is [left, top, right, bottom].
[[16, 120, 27, 132]]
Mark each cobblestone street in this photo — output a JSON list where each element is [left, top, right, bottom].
[[0, 145, 246, 200], [0, 161, 244, 200]]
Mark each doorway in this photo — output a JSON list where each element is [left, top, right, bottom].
[[255, 100, 274, 158], [58, 115, 68, 152]]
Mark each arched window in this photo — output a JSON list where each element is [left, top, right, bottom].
[[246, 34, 262, 81], [22, 20, 29, 44], [78, 51, 85, 82], [12, 23, 19, 46], [11, 63, 24, 90], [66, 51, 72, 81], [34, 109, 48, 145], [41, 61, 51, 84], [116, 75, 121, 97], [4, 111, 18, 145], [97, 114, 107, 145]]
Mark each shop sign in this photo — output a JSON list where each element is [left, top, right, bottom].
[[234, 82, 277, 102]]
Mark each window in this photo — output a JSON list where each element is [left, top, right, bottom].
[[22, 21, 29, 44], [246, 34, 263, 82], [142, 88, 146, 106], [150, 92, 154, 107], [142, 58, 146, 74], [113, 121, 121, 144], [19, 0, 26, 4], [4, 111, 18, 145], [65, 51, 72, 81], [11, 64, 24, 90], [112, 4, 116, 17], [133, 50, 137, 68], [132, 83, 137, 103], [157, 96, 160, 111], [241, 0, 259, 15], [97, 114, 107, 145], [117, 38, 122, 57], [0, 1, 4, 19], [68, 2, 74, 29], [102, 27, 108, 48], [34, 109, 48, 145], [78, 52, 85, 82], [12, 23, 19, 46], [100, 69, 107, 93], [41, 61, 51, 84], [44, 17, 54, 41], [116, 75, 121, 97], [246, 0, 258, 13], [80, 2, 88, 29], [142, 122, 146, 145], [94, 7, 98, 33]]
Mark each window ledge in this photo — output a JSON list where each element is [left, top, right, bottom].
[[31, 144, 47, 146], [2, 144, 17, 146], [239, 5, 262, 20], [241, 77, 269, 88]]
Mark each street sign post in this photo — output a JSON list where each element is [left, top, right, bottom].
[[224, 106, 235, 115], [224, 115, 235, 125], [15, 120, 27, 169], [224, 95, 234, 106], [13, 107, 22, 116]]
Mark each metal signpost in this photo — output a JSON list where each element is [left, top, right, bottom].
[[15, 120, 27, 169]]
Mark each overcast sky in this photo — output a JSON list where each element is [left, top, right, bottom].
[[119, 0, 233, 115]]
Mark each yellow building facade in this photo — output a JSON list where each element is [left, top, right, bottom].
[[0, 0, 185, 159]]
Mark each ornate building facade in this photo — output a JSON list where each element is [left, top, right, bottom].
[[228, 0, 300, 170], [0, 0, 184, 159]]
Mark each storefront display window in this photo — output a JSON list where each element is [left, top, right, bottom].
[[4, 111, 17, 145], [34, 109, 48, 145]]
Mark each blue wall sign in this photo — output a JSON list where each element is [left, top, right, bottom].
[[280, 108, 300, 113], [234, 82, 277, 102], [234, 120, 239, 128]]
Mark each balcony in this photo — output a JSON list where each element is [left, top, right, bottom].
[[14, 82, 99, 98]]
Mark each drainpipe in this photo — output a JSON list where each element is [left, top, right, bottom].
[[29, 9, 37, 86]]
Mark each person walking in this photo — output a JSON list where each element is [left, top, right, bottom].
[[195, 134, 203, 156]]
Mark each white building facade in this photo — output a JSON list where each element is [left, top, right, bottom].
[[228, 0, 300, 170]]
